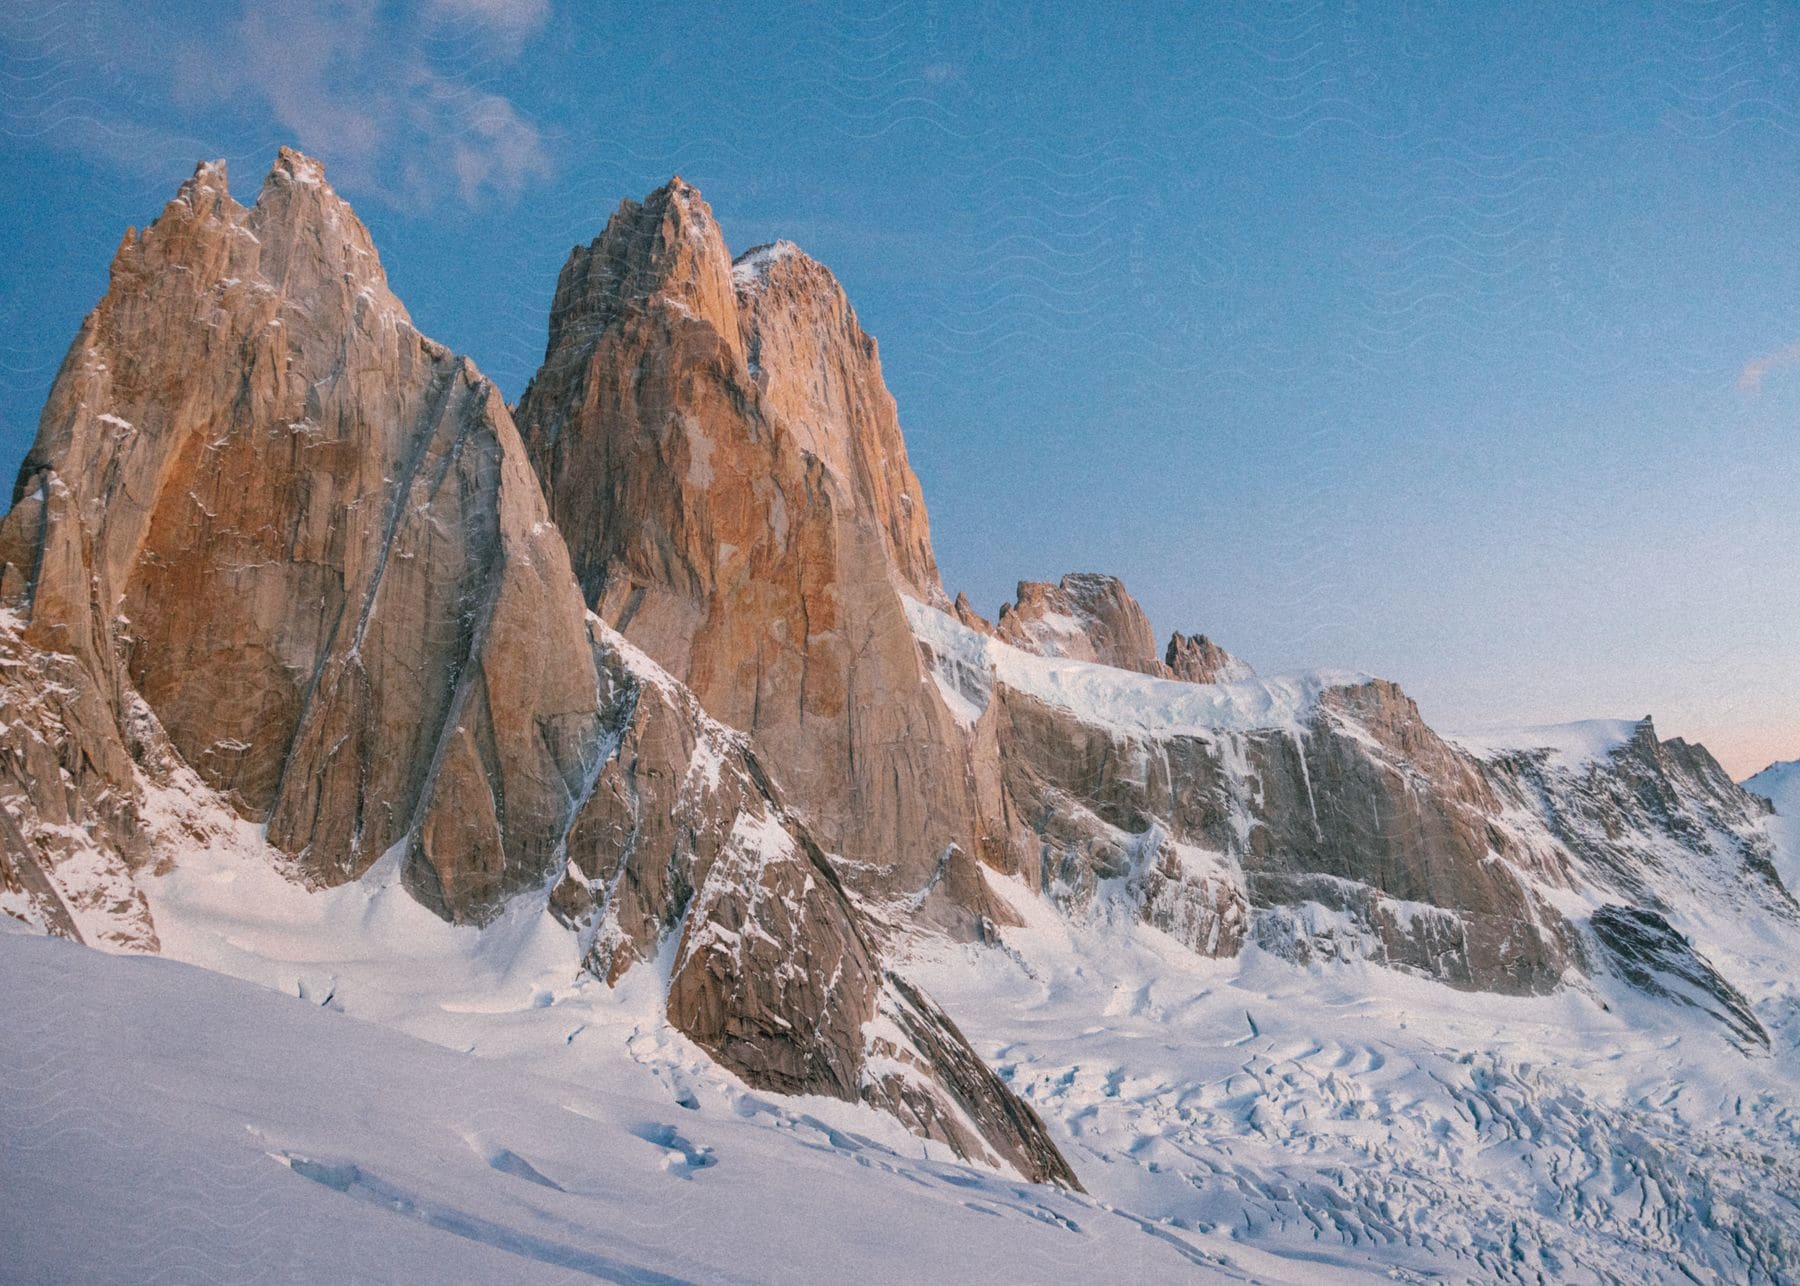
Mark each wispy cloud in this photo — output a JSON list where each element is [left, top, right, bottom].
[[188, 0, 553, 207], [1, 0, 553, 210], [1737, 339, 1800, 395], [422, 0, 551, 50]]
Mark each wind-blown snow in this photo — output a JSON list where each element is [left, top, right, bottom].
[[1449, 718, 1641, 769], [0, 924, 1319, 1282], [904, 596, 1367, 737], [731, 240, 801, 288]]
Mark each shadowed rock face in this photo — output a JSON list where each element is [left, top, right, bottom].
[[0, 154, 1080, 1189], [548, 629, 1078, 1185], [1488, 718, 1790, 913], [913, 595, 1788, 1020], [1590, 905, 1768, 1050], [513, 181, 998, 933], [977, 674, 1577, 992]]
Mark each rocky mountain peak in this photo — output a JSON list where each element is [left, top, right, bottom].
[[995, 572, 1163, 675], [729, 235, 941, 600], [1165, 630, 1255, 683], [514, 178, 972, 918], [537, 175, 741, 372]]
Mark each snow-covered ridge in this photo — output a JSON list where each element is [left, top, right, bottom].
[[1745, 758, 1800, 889], [1745, 758, 1800, 811], [1448, 718, 1642, 770], [904, 595, 1369, 737]]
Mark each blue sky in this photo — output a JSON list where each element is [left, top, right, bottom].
[[2, 1, 1796, 775]]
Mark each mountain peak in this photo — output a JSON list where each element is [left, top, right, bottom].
[[536, 176, 739, 371], [1165, 630, 1255, 684], [731, 239, 803, 289], [995, 573, 1163, 675], [269, 146, 328, 187]]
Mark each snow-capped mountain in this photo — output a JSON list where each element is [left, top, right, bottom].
[[3, 151, 1798, 1280], [1745, 758, 1800, 889]]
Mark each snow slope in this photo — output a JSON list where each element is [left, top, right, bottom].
[[905, 595, 1366, 736], [1, 926, 1328, 1284], [1745, 759, 1800, 889], [10, 739, 1800, 1281], [1448, 719, 1642, 769], [907, 874, 1800, 1283]]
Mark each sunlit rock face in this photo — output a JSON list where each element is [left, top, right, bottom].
[[995, 573, 1166, 676], [0, 154, 1079, 1187], [0, 149, 613, 920], [513, 180, 1002, 935], [1164, 630, 1254, 683]]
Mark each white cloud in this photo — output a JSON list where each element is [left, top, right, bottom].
[[186, 0, 553, 208], [5, 0, 554, 210]]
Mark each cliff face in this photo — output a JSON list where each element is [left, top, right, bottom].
[[513, 181, 996, 933], [0, 150, 611, 922], [0, 154, 1077, 1188], [909, 597, 1791, 1019]]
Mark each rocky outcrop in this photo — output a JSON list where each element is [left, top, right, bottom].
[[995, 573, 1165, 676], [0, 611, 154, 950], [1165, 631, 1254, 683], [513, 180, 994, 932], [953, 591, 995, 637], [547, 626, 1077, 1183], [1590, 904, 1768, 1050], [1480, 718, 1789, 915]]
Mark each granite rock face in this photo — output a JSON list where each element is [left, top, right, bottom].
[[996, 573, 1166, 676], [0, 154, 1079, 1187], [513, 181, 994, 931], [549, 627, 1079, 1186], [1165, 631, 1255, 683], [0, 151, 612, 923]]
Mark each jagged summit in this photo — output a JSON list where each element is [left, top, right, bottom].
[[731, 238, 802, 286], [1165, 630, 1255, 683], [995, 572, 1165, 675]]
